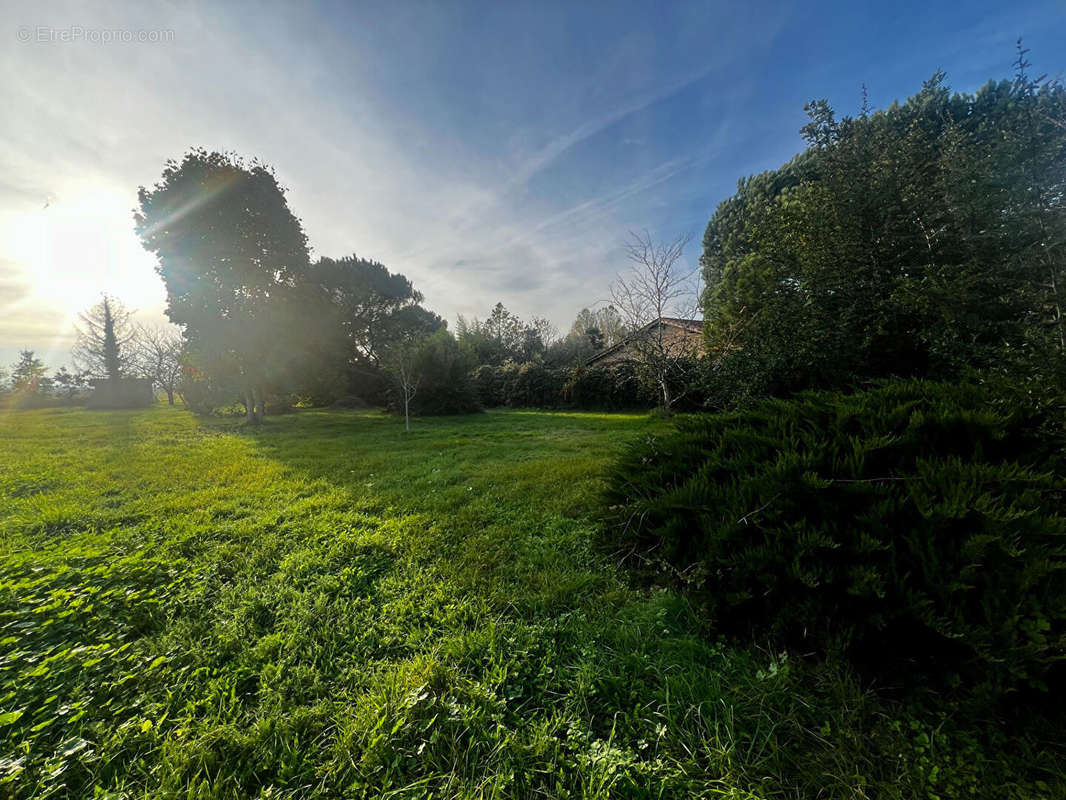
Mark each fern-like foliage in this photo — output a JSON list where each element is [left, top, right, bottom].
[[603, 381, 1066, 696]]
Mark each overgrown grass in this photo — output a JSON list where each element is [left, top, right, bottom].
[[0, 406, 1062, 798]]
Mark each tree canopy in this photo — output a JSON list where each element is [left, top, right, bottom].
[[308, 254, 445, 368], [135, 149, 313, 422], [701, 65, 1066, 399]]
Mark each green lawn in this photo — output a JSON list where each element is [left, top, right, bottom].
[[0, 406, 1060, 799]]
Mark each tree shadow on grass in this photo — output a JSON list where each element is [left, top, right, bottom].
[[205, 407, 665, 615]]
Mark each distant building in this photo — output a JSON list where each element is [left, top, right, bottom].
[[85, 377, 155, 409], [585, 317, 704, 367]]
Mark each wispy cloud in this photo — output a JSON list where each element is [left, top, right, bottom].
[[1, 0, 1057, 366]]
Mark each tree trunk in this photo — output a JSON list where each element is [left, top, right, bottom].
[[244, 389, 256, 424], [248, 386, 265, 426], [404, 392, 410, 432], [166, 387, 175, 405], [660, 375, 672, 413]]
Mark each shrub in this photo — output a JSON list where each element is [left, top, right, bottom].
[[406, 330, 481, 416], [506, 362, 565, 408], [602, 380, 1066, 697], [0, 392, 85, 411], [564, 363, 655, 410], [472, 364, 506, 407], [473, 359, 698, 411], [177, 363, 237, 415]]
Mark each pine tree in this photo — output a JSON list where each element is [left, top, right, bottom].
[[10, 350, 51, 394], [73, 295, 136, 381]]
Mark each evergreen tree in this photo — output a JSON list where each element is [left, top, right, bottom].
[[73, 295, 136, 381], [701, 63, 1066, 400], [52, 367, 90, 398], [10, 351, 51, 395]]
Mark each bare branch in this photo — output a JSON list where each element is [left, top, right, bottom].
[[609, 230, 701, 411]]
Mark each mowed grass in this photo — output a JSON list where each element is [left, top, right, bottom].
[[0, 406, 1062, 799]]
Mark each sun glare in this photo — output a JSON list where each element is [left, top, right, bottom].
[[2, 183, 166, 324]]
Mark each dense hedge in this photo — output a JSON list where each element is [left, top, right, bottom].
[[602, 381, 1066, 697], [563, 362, 659, 410], [472, 361, 658, 410], [472, 362, 565, 408]]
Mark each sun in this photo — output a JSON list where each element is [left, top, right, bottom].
[[1, 182, 167, 322]]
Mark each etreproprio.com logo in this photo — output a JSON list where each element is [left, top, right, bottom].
[[16, 25, 175, 44]]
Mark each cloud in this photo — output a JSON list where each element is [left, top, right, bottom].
[[0, 283, 73, 368], [0, 0, 776, 348], [0, 264, 32, 309]]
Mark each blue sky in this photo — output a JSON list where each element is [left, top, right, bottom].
[[1, 0, 1064, 369]]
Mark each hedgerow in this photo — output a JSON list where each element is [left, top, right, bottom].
[[472, 362, 659, 410]]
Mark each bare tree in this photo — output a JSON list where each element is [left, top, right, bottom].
[[382, 337, 424, 432], [134, 324, 185, 405], [610, 230, 701, 411], [564, 306, 627, 356], [593, 305, 627, 348], [528, 316, 559, 348]]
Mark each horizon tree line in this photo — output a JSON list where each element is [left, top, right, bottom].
[[13, 51, 1061, 417], [130, 147, 682, 422]]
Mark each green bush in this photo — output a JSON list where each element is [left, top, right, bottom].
[[407, 330, 481, 415], [563, 363, 655, 410], [176, 363, 236, 415], [472, 363, 506, 407], [473, 362, 651, 410], [602, 380, 1066, 696], [506, 362, 565, 408], [473, 359, 705, 411]]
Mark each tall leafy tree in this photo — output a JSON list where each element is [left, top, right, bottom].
[[307, 254, 444, 368], [701, 63, 1066, 401], [135, 150, 312, 422], [301, 254, 444, 404], [551, 306, 629, 365], [456, 302, 550, 365]]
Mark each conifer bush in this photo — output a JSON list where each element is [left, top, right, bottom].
[[603, 381, 1066, 696]]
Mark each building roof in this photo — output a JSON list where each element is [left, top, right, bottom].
[[657, 317, 704, 333], [585, 317, 703, 366]]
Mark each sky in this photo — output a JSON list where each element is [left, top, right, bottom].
[[1, 0, 1064, 370]]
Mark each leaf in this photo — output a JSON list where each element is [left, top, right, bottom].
[[58, 737, 89, 758]]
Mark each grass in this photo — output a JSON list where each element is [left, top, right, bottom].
[[0, 405, 1063, 798]]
